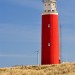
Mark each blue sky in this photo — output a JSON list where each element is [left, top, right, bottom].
[[0, 0, 75, 67]]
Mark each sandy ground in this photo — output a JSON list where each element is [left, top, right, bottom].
[[0, 63, 75, 75], [62, 73, 75, 75]]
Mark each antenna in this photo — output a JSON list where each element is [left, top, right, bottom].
[[60, 24, 63, 63], [35, 50, 39, 65], [36, 50, 39, 65]]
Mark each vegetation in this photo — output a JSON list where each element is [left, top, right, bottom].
[[0, 63, 75, 75]]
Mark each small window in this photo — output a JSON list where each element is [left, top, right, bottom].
[[48, 4, 50, 6], [44, 10, 46, 12], [52, 10, 55, 12], [48, 43, 50, 46], [48, 10, 50, 12], [48, 24, 50, 28], [53, 3, 55, 6]]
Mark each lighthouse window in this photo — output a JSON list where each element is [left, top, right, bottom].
[[52, 10, 55, 12], [48, 10, 50, 12], [48, 4, 50, 6], [48, 43, 50, 46], [48, 24, 50, 28], [53, 3, 55, 6], [44, 10, 46, 12]]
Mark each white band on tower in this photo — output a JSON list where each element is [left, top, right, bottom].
[[42, 0, 58, 14]]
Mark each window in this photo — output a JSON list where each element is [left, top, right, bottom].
[[48, 24, 50, 28], [52, 10, 55, 12], [53, 3, 55, 6], [48, 4, 50, 6], [48, 43, 50, 46], [48, 10, 50, 12], [44, 10, 46, 12]]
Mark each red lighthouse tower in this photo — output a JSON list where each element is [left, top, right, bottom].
[[41, 0, 60, 64]]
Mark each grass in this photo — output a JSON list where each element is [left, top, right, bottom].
[[0, 63, 75, 75]]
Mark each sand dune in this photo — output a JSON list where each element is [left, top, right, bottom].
[[0, 63, 75, 75]]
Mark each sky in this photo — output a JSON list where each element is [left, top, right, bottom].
[[0, 0, 75, 67]]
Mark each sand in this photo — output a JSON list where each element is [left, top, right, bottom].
[[61, 73, 75, 75]]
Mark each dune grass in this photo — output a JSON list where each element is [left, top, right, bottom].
[[0, 63, 75, 75]]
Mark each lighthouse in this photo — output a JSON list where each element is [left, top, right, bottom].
[[41, 0, 60, 64]]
